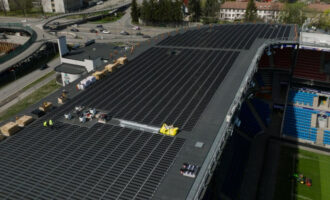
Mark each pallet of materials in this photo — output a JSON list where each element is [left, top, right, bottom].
[[16, 115, 34, 127], [76, 76, 96, 90], [1, 122, 20, 136], [39, 101, 53, 112], [93, 71, 103, 80], [116, 57, 127, 65], [105, 62, 120, 73]]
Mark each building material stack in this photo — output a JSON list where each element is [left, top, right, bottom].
[[105, 62, 120, 73], [76, 76, 96, 90], [1, 122, 21, 136], [93, 69, 108, 80], [16, 115, 34, 127], [116, 56, 128, 65], [58, 91, 68, 104], [39, 102, 53, 112]]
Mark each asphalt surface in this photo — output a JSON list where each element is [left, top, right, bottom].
[[0, 58, 60, 108], [57, 7, 175, 44]]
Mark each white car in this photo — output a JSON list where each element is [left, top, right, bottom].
[[96, 1, 103, 5], [132, 26, 141, 30], [102, 30, 110, 34]]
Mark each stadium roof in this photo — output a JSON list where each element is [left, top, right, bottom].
[[54, 63, 87, 74], [63, 43, 118, 61], [0, 24, 296, 199]]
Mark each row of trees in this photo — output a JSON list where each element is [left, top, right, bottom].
[[132, 0, 328, 27], [131, 0, 183, 24], [131, 0, 220, 24]]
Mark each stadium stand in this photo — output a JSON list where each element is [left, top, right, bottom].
[[288, 88, 317, 106], [324, 130, 330, 145], [258, 47, 293, 69], [258, 53, 270, 68], [293, 50, 327, 82], [273, 47, 293, 69], [251, 98, 270, 126], [221, 132, 251, 199], [283, 105, 318, 142], [254, 73, 265, 87], [238, 102, 262, 137]]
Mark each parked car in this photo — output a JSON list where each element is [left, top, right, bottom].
[[142, 34, 151, 38], [102, 29, 110, 34], [71, 28, 79, 32], [96, 24, 103, 29], [132, 26, 141, 30], [90, 29, 98, 33], [120, 31, 129, 35], [136, 32, 143, 36], [96, 1, 103, 5]]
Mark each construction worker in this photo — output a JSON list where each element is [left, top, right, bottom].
[[43, 121, 48, 127], [49, 119, 54, 129]]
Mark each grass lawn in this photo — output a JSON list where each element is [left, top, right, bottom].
[[21, 71, 55, 91], [0, 79, 60, 122], [274, 146, 330, 200]]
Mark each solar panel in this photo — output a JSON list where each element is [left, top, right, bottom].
[[55, 48, 239, 131], [158, 24, 293, 49], [0, 123, 185, 199]]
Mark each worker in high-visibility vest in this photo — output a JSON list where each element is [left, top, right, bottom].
[[43, 121, 48, 127], [49, 119, 54, 129]]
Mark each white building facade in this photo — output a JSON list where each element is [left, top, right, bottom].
[[219, 2, 283, 22], [42, 0, 83, 13]]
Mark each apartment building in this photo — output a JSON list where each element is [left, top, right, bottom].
[[219, 1, 283, 22], [42, 0, 83, 13]]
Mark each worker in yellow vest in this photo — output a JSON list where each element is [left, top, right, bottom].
[[49, 119, 54, 129], [43, 121, 48, 127]]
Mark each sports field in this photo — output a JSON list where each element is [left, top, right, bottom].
[[274, 146, 330, 200]]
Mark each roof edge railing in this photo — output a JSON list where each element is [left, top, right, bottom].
[[186, 39, 299, 200]]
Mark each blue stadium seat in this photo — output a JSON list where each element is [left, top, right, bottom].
[[324, 130, 330, 145], [283, 105, 318, 142], [288, 89, 317, 106]]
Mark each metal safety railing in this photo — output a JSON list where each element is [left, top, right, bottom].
[[0, 23, 37, 64]]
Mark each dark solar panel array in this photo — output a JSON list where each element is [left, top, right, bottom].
[[0, 122, 185, 200], [56, 48, 239, 131], [158, 24, 292, 49]]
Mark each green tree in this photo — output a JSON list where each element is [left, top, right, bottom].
[[203, 0, 218, 24], [173, 0, 183, 22], [280, 2, 306, 25], [140, 0, 182, 24], [189, 0, 201, 22], [8, 0, 33, 16], [245, 0, 257, 22], [140, 0, 151, 22], [318, 9, 330, 31], [131, 0, 139, 23]]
